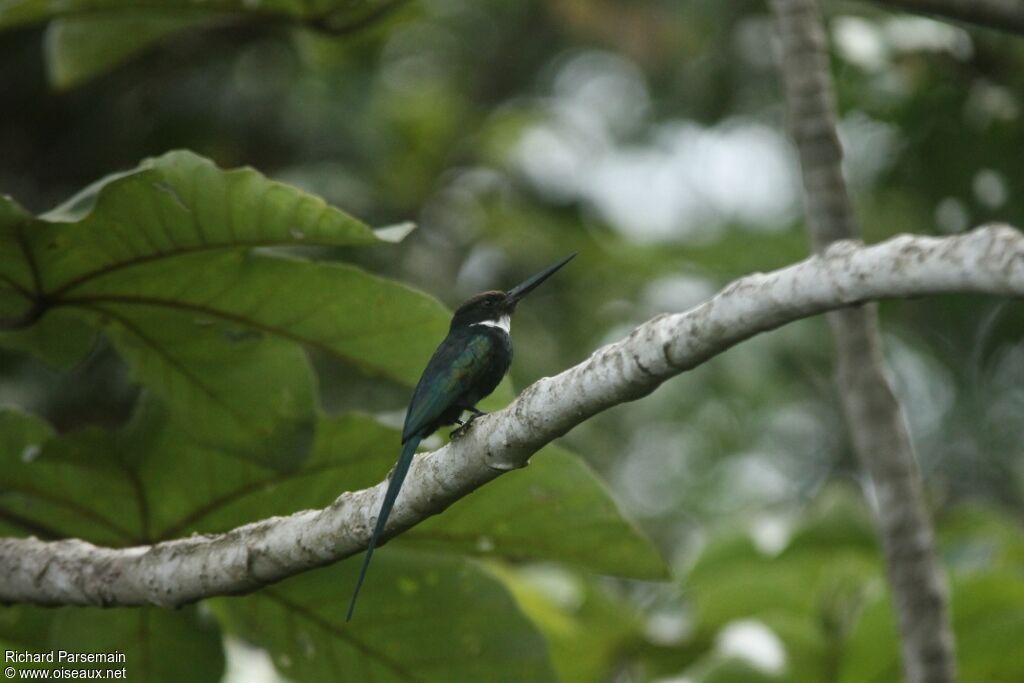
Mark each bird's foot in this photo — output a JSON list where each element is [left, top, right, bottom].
[[450, 420, 474, 439], [450, 409, 487, 439]]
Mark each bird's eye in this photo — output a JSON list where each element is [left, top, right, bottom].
[[484, 300, 493, 307]]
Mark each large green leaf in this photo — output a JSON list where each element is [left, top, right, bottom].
[[0, 409, 144, 544], [0, 150, 447, 381], [129, 409, 388, 541], [0, 413, 226, 681], [0, 150, 415, 328], [213, 549, 558, 683], [60, 250, 449, 385], [54, 249, 447, 461], [13, 150, 384, 296], [97, 303, 318, 468], [0, 151, 446, 460], [0, 399, 285, 544]]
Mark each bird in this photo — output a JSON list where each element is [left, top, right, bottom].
[[346, 253, 576, 621]]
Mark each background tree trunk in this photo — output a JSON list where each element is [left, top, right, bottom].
[[771, 1, 958, 681]]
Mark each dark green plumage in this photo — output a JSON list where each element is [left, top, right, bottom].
[[402, 327, 511, 443], [346, 254, 575, 621]]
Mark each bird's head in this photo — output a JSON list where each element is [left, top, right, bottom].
[[450, 254, 576, 331]]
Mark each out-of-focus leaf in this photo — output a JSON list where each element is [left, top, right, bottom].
[[686, 488, 882, 682], [688, 533, 877, 632], [47, 606, 224, 683], [690, 493, 1024, 683], [490, 564, 645, 683], [838, 568, 1024, 683], [0, 0, 389, 29], [213, 550, 558, 683], [0, 195, 35, 322], [687, 488, 880, 631], [951, 571, 1024, 682], [939, 504, 1024, 572], [44, 12, 209, 89], [23, 0, 411, 85], [409, 442, 670, 580], [684, 656, 788, 683], [757, 612, 830, 683], [783, 487, 878, 553]]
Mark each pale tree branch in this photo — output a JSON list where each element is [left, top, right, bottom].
[[771, 1, 957, 682], [869, 0, 1024, 35], [1, 225, 1023, 608]]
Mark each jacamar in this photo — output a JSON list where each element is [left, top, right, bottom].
[[346, 253, 576, 621]]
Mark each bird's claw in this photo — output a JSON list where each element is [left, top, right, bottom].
[[450, 420, 474, 439], [450, 410, 487, 439]]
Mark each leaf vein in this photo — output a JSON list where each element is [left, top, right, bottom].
[[263, 590, 425, 683]]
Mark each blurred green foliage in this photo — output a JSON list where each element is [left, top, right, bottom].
[[1, 0, 1022, 681]]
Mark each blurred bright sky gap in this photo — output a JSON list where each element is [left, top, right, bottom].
[[513, 51, 802, 243]]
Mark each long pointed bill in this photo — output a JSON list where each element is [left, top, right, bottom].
[[505, 253, 576, 304]]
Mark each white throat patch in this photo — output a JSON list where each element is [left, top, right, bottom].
[[473, 315, 511, 333]]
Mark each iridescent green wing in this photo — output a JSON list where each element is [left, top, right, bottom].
[[401, 329, 497, 442]]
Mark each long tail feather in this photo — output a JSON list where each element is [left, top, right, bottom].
[[346, 435, 421, 622]]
